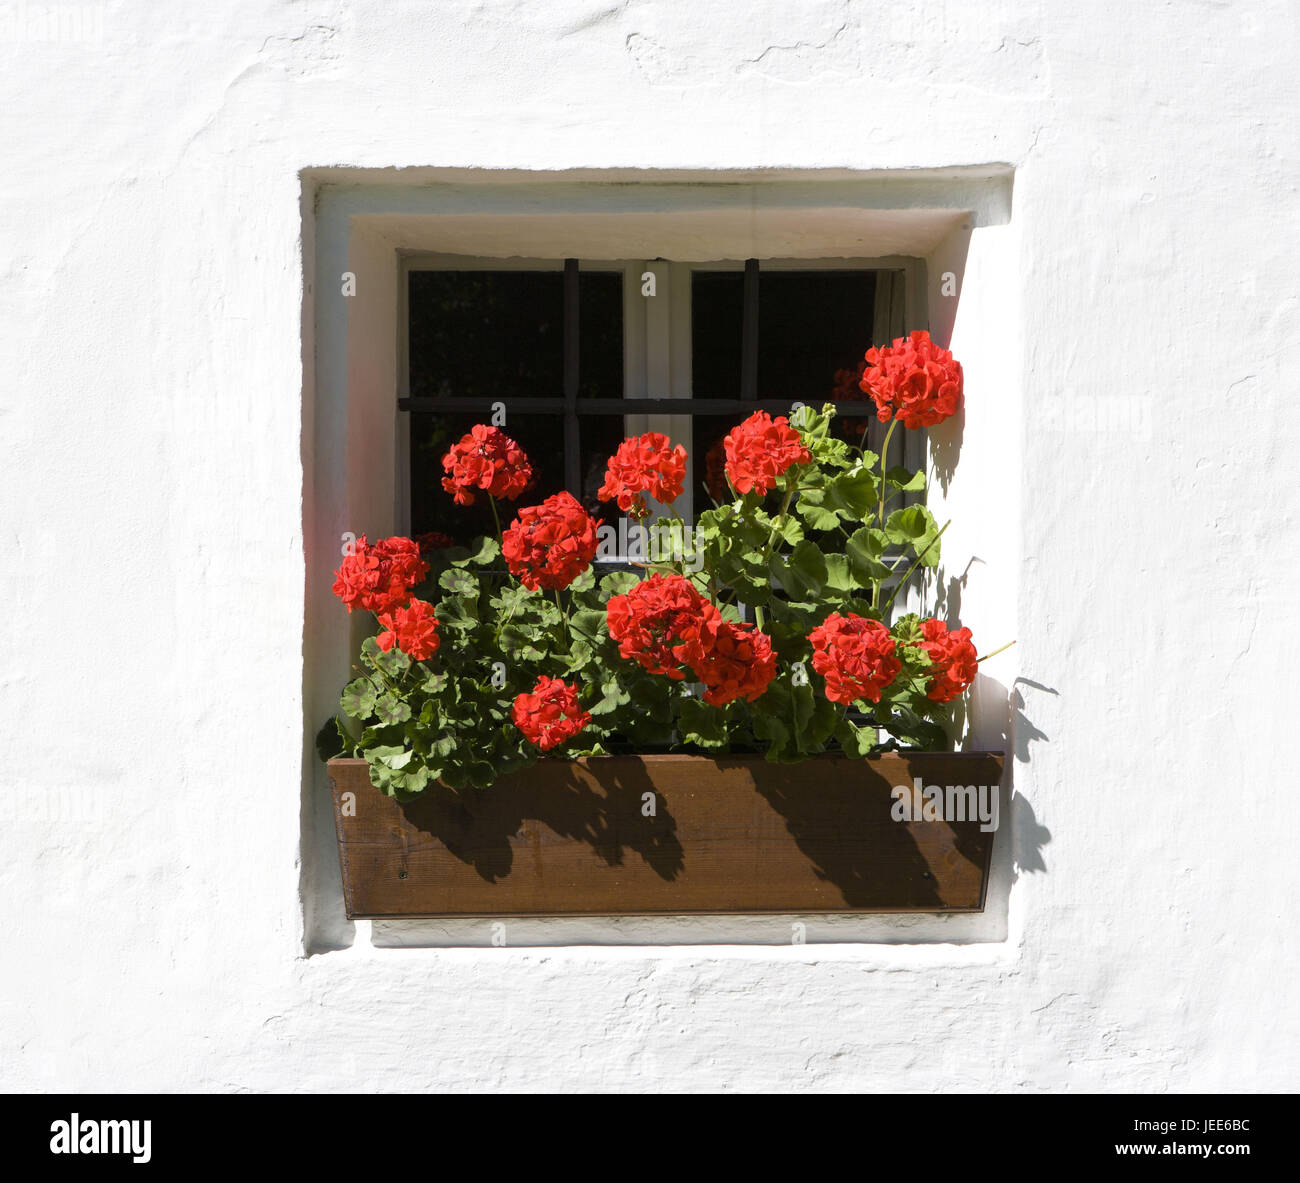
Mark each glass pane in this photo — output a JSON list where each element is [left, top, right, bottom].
[[756, 271, 875, 404], [691, 271, 745, 399], [578, 272, 624, 399], [408, 270, 564, 399]]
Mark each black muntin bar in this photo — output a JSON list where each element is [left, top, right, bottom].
[[399, 396, 878, 417], [740, 257, 759, 400], [563, 258, 581, 495]]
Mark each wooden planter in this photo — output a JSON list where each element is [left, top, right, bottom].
[[327, 752, 1003, 918]]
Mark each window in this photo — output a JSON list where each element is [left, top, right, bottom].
[[399, 254, 923, 564]]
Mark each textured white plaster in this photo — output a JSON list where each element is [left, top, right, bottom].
[[1, 0, 1297, 1092]]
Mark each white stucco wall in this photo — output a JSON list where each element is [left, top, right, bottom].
[[2, 0, 1297, 1091]]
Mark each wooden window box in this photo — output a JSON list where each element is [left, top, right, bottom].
[[328, 751, 1003, 918]]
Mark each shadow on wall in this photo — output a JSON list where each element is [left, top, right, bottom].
[[927, 221, 972, 497]]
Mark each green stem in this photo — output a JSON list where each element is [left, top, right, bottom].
[[880, 519, 951, 617], [487, 495, 504, 548], [553, 588, 570, 644], [760, 477, 798, 566], [870, 421, 899, 611], [877, 419, 898, 530], [976, 639, 1017, 663]]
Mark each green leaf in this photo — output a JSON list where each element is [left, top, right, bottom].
[[371, 643, 410, 678], [795, 497, 842, 531], [828, 467, 879, 519], [374, 693, 411, 726], [771, 540, 826, 601], [439, 568, 480, 596], [315, 716, 350, 762], [835, 717, 878, 758], [599, 571, 640, 598], [846, 526, 892, 582], [884, 465, 926, 493], [570, 608, 608, 644], [675, 696, 728, 748], [884, 505, 941, 567], [823, 553, 858, 595], [452, 535, 500, 566], [436, 592, 480, 630], [340, 678, 377, 719]]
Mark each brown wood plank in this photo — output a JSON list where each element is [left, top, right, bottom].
[[328, 752, 1003, 917]]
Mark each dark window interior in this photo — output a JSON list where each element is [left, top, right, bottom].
[[406, 263, 890, 543]]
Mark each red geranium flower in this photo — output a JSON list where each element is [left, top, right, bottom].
[[807, 612, 901, 704], [723, 410, 811, 496], [441, 424, 533, 506], [331, 534, 429, 615], [606, 573, 707, 679], [919, 618, 978, 703], [598, 432, 687, 518], [512, 676, 592, 752], [677, 612, 778, 706], [501, 491, 600, 591], [859, 330, 963, 429], [376, 597, 441, 662]]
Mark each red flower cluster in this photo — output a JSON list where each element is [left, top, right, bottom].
[[807, 612, 901, 704], [502, 491, 600, 591], [512, 676, 592, 752], [859, 330, 963, 429], [919, 618, 978, 703], [332, 535, 429, 615], [608, 574, 777, 704], [598, 432, 687, 518], [441, 425, 533, 506], [676, 612, 778, 706], [376, 598, 441, 662], [606, 573, 710, 678], [723, 410, 811, 496], [414, 531, 455, 556]]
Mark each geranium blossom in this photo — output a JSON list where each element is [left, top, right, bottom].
[[376, 598, 441, 662], [512, 676, 591, 751], [807, 612, 901, 704], [918, 618, 978, 703], [501, 491, 600, 591], [331, 535, 429, 616], [723, 410, 811, 496], [606, 573, 707, 679], [441, 424, 533, 506], [859, 330, 963, 429], [598, 432, 687, 518], [676, 612, 778, 706]]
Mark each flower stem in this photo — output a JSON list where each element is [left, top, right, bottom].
[[487, 495, 504, 548], [976, 639, 1017, 663], [880, 519, 951, 617], [877, 419, 898, 530]]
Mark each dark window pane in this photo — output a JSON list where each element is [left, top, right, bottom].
[[691, 271, 745, 399], [756, 271, 875, 403], [578, 414, 629, 523], [408, 270, 564, 399], [578, 272, 624, 399]]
